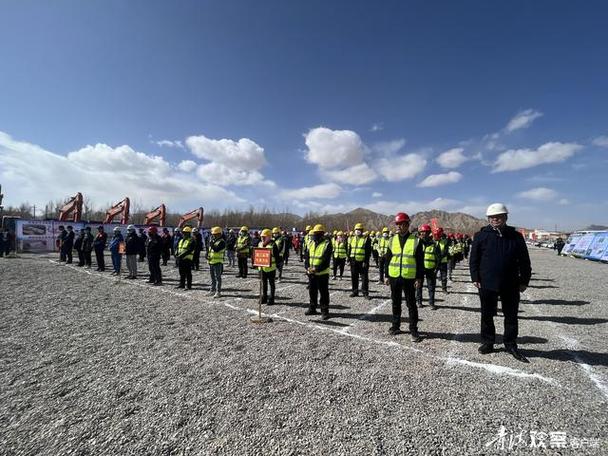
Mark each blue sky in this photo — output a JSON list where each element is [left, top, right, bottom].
[[1, 0, 607, 230]]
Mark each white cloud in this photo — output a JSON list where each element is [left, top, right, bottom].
[[280, 183, 342, 200], [592, 135, 608, 147], [186, 135, 266, 171], [177, 160, 197, 172], [370, 123, 384, 132], [436, 147, 468, 169], [493, 142, 583, 172], [321, 163, 378, 185], [304, 127, 364, 169], [0, 131, 244, 211], [373, 139, 406, 156], [505, 109, 543, 132], [195, 163, 274, 187], [558, 198, 570, 205], [372, 192, 382, 198], [516, 187, 558, 201], [375, 153, 427, 182], [154, 139, 184, 149], [417, 171, 463, 188]]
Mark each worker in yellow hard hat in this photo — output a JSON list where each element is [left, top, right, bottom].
[[300, 225, 312, 262], [304, 224, 333, 319], [370, 230, 379, 268], [236, 226, 251, 278], [377, 227, 391, 284], [257, 228, 281, 306], [207, 226, 225, 298], [176, 226, 195, 290], [271, 227, 286, 281], [348, 222, 372, 300], [332, 230, 347, 280]]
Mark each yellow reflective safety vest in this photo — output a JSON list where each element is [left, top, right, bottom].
[[177, 238, 194, 261], [310, 239, 330, 275], [332, 239, 347, 259], [438, 239, 449, 263], [208, 238, 225, 264], [388, 235, 419, 279], [236, 235, 250, 254], [423, 242, 438, 270], [377, 236, 390, 256], [349, 236, 367, 262], [257, 241, 276, 273]]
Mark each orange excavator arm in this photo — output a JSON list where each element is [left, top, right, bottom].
[[58, 192, 84, 222], [144, 204, 167, 226], [103, 197, 130, 225], [178, 207, 204, 228]]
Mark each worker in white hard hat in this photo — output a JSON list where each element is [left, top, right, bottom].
[[469, 203, 532, 363]]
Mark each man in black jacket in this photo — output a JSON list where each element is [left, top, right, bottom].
[[74, 229, 84, 266], [469, 203, 532, 362], [146, 226, 163, 285], [63, 226, 75, 263]]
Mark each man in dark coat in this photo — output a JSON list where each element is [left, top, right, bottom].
[[138, 228, 147, 263], [63, 226, 75, 263], [161, 228, 172, 266], [93, 226, 107, 271], [82, 227, 94, 268], [74, 229, 85, 266], [146, 226, 163, 285], [469, 203, 532, 362], [57, 226, 67, 261]]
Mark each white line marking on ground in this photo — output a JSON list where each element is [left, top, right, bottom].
[[444, 357, 558, 385], [340, 299, 392, 334]]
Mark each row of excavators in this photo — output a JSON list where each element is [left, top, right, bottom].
[[56, 193, 203, 228]]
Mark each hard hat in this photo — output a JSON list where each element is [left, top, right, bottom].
[[192, 227, 199, 232], [354, 223, 364, 230], [261, 228, 272, 237], [369, 230, 375, 236], [382, 227, 389, 233], [419, 224, 431, 232], [211, 226, 222, 235], [312, 224, 325, 233], [363, 231, 368, 236], [486, 203, 509, 216], [182, 226, 192, 233], [436, 227, 444, 233], [337, 231, 344, 236], [272, 227, 280, 234], [174, 227, 181, 232], [305, 225, 312, 231], [113, 226, 120, 231], [333, 230, 337, 235], [127, 224, 135, 231], [394, 212, 410, 224], [240, 226, 249, 232], [148, 226, 157, 234]]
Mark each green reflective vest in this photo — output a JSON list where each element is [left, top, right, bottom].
[[423, 242, 438, 270], [177, 238, 194, 261], [377, 237, 390, 256], [236, 235, 250, 254], [208, 238, 225, 264], [257, 241, 276, 273], [438, 239, 449, 263], [274, 236, 284, 258], [349, 236, 367, 261], [388, 235, 419, 279], [332, 239, 347, 259], [310, 240, 330, 275]]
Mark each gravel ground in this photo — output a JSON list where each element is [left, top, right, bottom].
[[0, 249, 606, 455]]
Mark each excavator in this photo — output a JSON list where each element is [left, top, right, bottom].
[[103, 197, 130, 224], [144, 204, 167, 227], [178, 207, 204, 228], [58, 192, 84, 222]]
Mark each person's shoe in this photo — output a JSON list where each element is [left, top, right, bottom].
[[267, 301, 275, 306], [505, 346, 529, 363], [175, 285, 185, 289], [154, 282, 162, 286], [349, 292, 359, 297], [332, 276, 336, 280], [430, 305, 438, 310], [186, 285, 192, 290], [208, 290, 215, 296], [388, 327, 402, 335], [146, 280, 154, 284], [261, 297, 268, 304], [410, 332, 422, 343], [213, 292, 221, 299], [442, 287, 449, 294], [339, 277, 343, 281], [478, 343, 494, 355], [363, 294, 371, 300], [321, 313, 330, 320], [417, 302, 424, 308], [304, 308, 318, 316]]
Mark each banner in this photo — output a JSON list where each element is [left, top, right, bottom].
[[563, 233, 583, 255], [586, 232, 608, 261], [571, 233, 596, 257]]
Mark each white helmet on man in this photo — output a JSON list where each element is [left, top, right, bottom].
[[486, 203, 509, 216]]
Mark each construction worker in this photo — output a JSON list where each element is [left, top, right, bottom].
[[93, 226, 107, 271], [236, 226, 251, 278], [332, 231, 347, 280], [304, 224, 333, 319], [125, 225, 139, 279], [370, 231, 379, 267], [377, 227, 391, 283], [74, 228, 84, 266], [257, 228, 281, 306], [192, 227, 203, 270], [137, 228, 147, 263], [160, 228, 172, 266], [282, 230, 292, 265], [384, 212, 424, 342], [348, 223, 372, 300], [416, 224, 440, 310], [146, 226, 163, 286], [176, 226, 194, 289], [226, 228, 237, 267], [109, 227, 124, 275], [272, 227, 285, 281], [82, 227, 94, 268], [434, 228, 449, 293], [172, 228, 182, 268], [300, 225, 312, 262], [470, 203, 531, 362], [448, 234, 462, 281], [56, 225, 67, 261], [63, 226, 75, 264], [207, 226, 226, 298]]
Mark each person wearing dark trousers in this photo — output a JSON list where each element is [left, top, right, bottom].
[[63, 226, 75, 263], [236, 226, 251, 278], [93, 226, 107, 271], [554, 238, 565, 255], [82, 227, 94, 268], [137, 228, 147, 263], [57, 226, 67, 261], [415, 224, 441, 310], [272, 228, 285, 281], [161, 228, 172, 266], [207, 227, 226, 298], [376, 227, 390, 283], [384, 212, 425, 342], [304, 224, 333, 320], [0, 230, 4, 257], [300, 226, 311, 262], [257, 229, 281, 306], [176, 227, 195, 289], [192, 228, 203, 271], [348, 223, 372, 300], [146, 226, 163, 285], [125, 225, 139, 279], [74, 229, 84, 266], [434, 230, 450, 293], [282, 231, 291, 265], [331, 231, 347, 280], [108, 227, 124, 275], [470, 203, 532, 363], [172, 228, 182, 268]]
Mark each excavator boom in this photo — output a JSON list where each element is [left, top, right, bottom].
[[144, 204, 167, 226], [103, 197, 130, 225], [178, 207, 204, 228], [58, 192, 84, 222]]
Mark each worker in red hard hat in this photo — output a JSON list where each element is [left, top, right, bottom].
[[383, 212, 425, 342], [416, 224, 441, 310]]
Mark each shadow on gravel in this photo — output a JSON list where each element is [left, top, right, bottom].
[[529, 278, 556, 282], [423, 332, 548, 344], [528, 285, 559, 289], [447, 291, 479, 295], [519, 315, 608, 325], [523, 348, 608, 367], [523, 299, 589, 306], [312, 319, 350, 328]]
